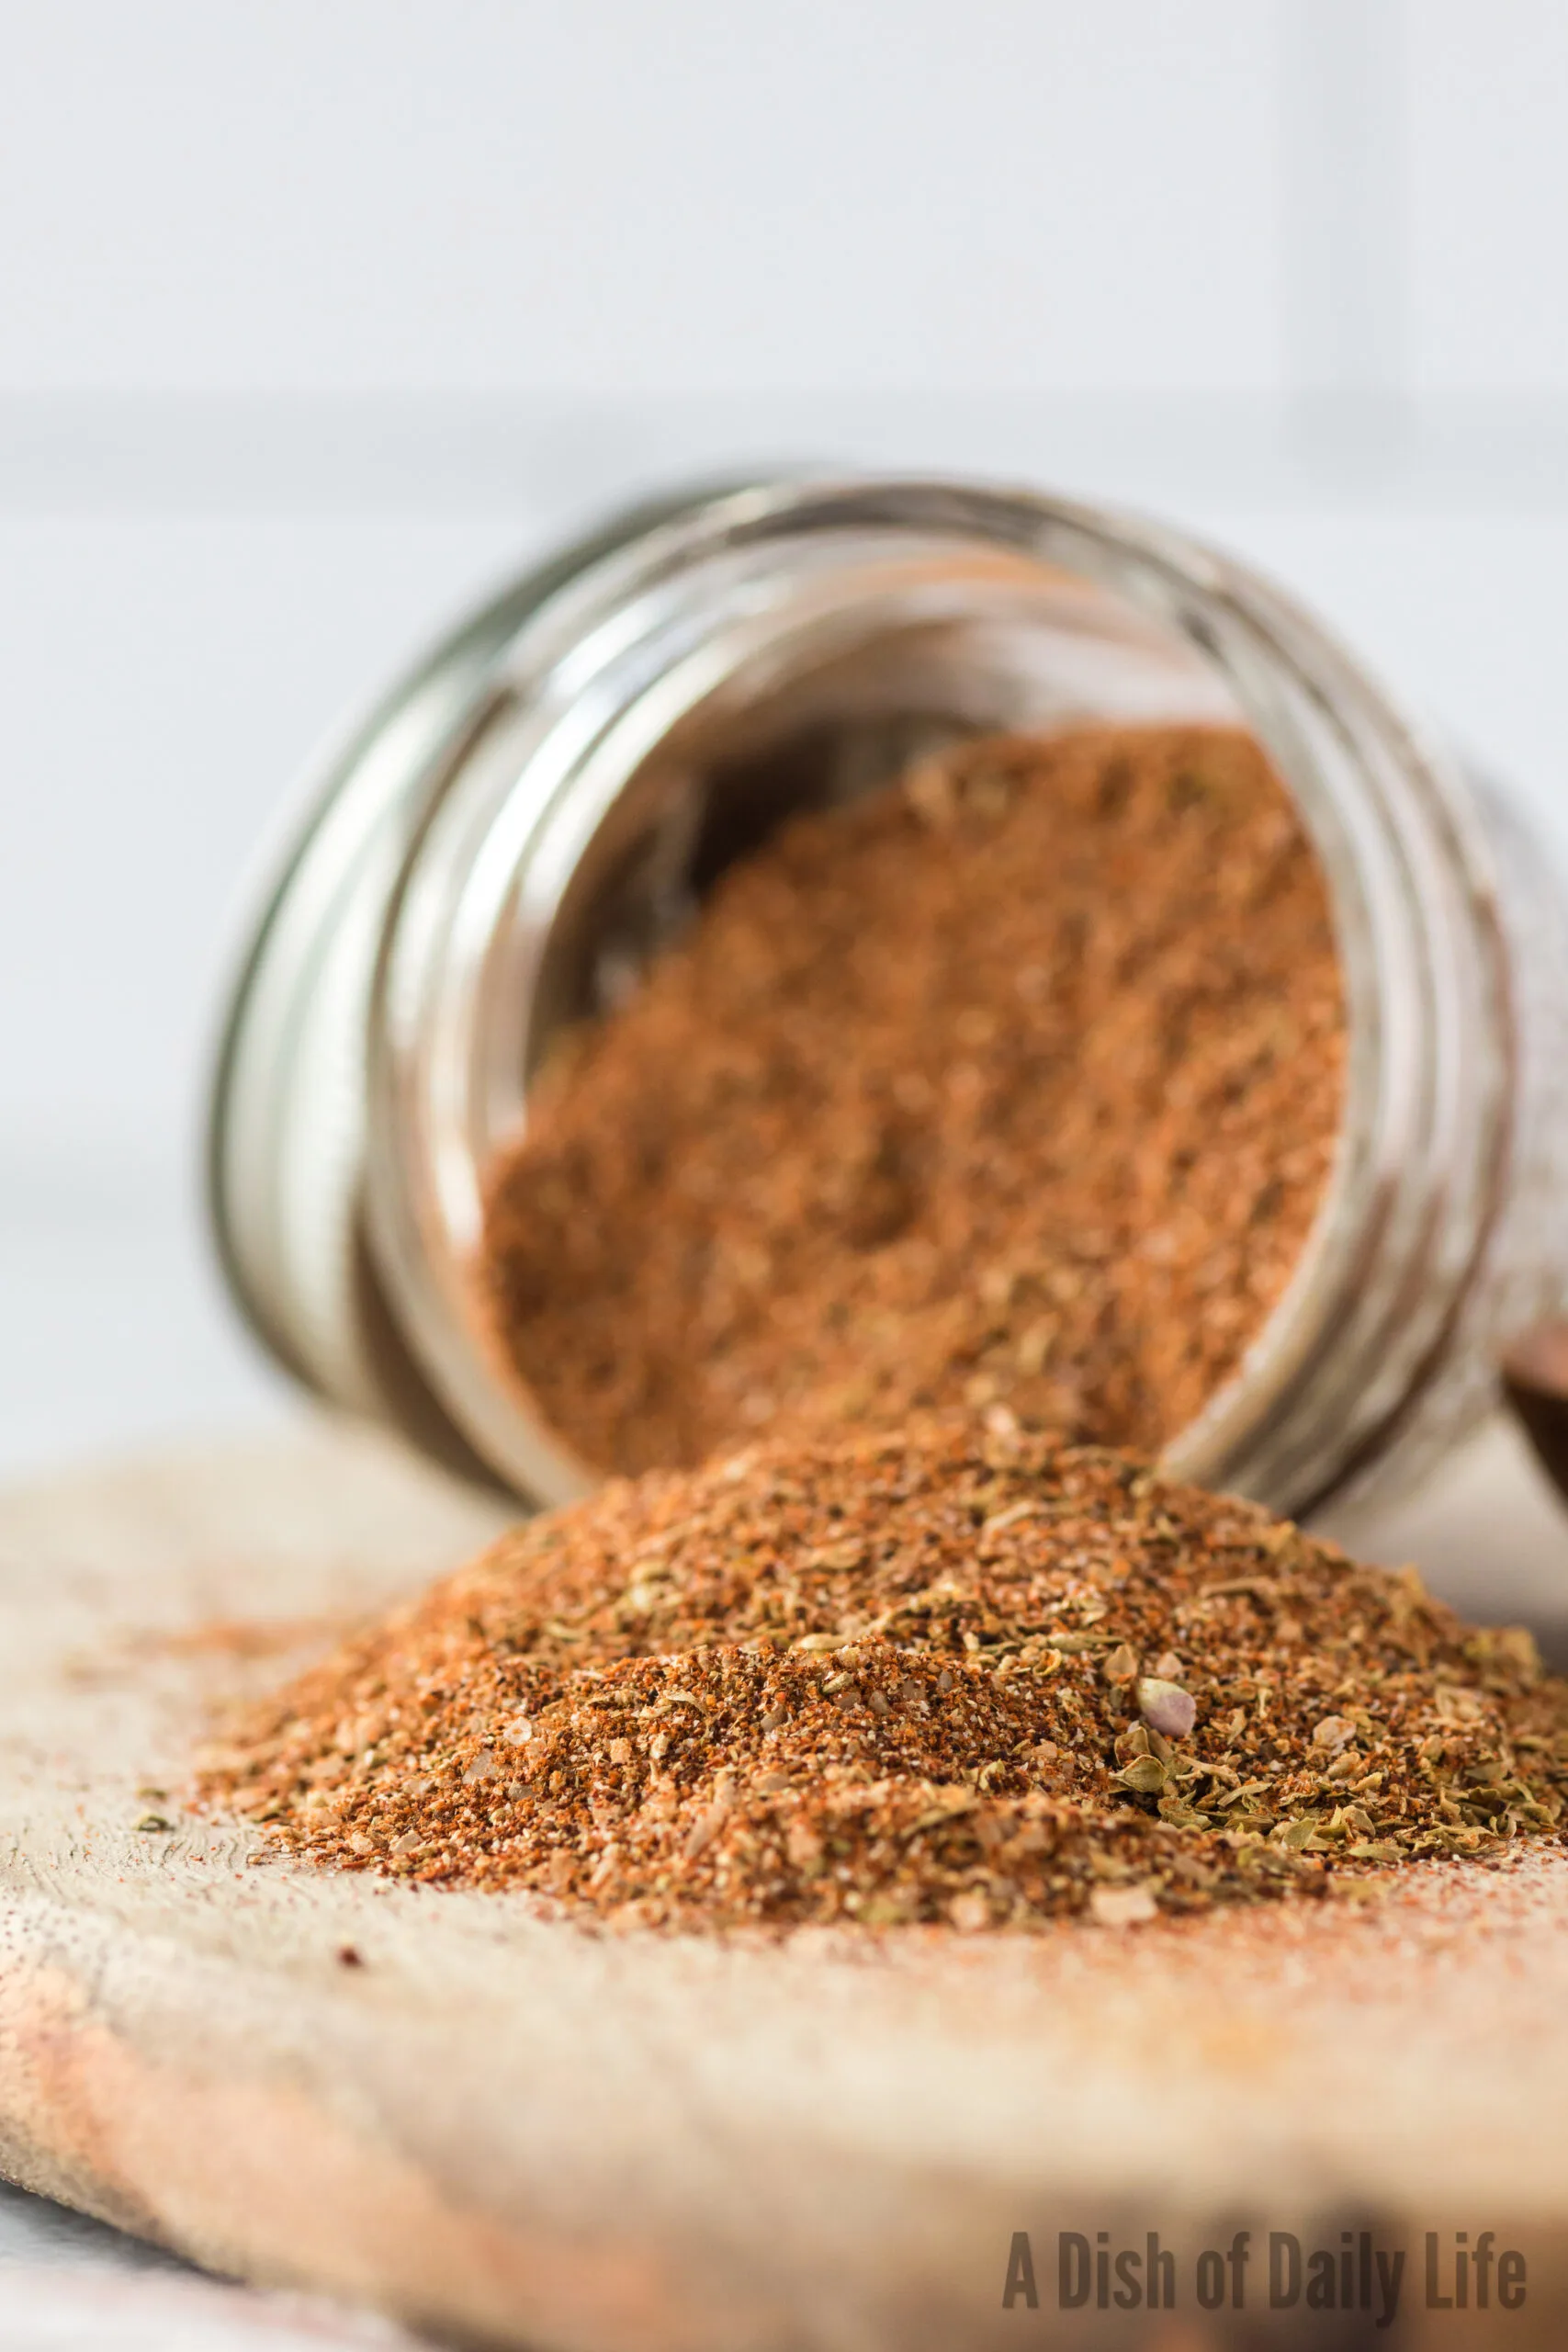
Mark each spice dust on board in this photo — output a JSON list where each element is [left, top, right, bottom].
[[196, 1430, 1568, 1934], [478, 724, 1345, 1478]]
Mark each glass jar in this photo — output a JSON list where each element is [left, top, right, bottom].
[[208, 472, 1568, 1519]]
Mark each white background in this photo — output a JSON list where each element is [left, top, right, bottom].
[[4, 0, 1568, 1474]]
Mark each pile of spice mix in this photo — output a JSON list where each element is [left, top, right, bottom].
[[479, 723, 1345, 1477], [198, 1430, 1568, 1931]]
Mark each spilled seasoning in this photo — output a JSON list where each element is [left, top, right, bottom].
[[196, 1430, 1567, 1933]]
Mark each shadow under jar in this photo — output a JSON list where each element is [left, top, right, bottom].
[[209, 474, 1568, 1518]]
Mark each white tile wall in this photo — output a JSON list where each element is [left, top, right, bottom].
[[0, 2, 1285, 394], [1408, 0, 1568, 390]]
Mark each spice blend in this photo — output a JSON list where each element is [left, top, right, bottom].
[[479, 723, 1346, 1477], [197, 1429, 1568, 1932]]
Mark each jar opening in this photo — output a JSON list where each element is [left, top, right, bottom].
[[368, 491, 1377, 1507], [233, 472, 1522, 1519]]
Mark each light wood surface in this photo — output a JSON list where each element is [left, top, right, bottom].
[[4, 1414, 1568, 2350]]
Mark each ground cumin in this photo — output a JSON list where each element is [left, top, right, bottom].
[[479, 723, 1345, 1478], [197, 1429, 1568, 1932]]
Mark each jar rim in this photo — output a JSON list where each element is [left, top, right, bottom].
[[212, 469, 1521, 1515]]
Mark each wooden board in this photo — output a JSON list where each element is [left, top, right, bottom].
[[6, 1416, 1568, 2350]]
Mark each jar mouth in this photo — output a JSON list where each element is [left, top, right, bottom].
[[213, 470, 1512, 1517], [356, 474, 1506, 1516]]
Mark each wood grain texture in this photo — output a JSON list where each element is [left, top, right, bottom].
[[4, 1416, 1568, 2349]]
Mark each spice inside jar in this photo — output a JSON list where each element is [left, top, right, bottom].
[[477, 722, 1346, 1476]]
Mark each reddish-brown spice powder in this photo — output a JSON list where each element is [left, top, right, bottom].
[[197, 1430, 1568, 1933], [478, 723, 1346, 1478]]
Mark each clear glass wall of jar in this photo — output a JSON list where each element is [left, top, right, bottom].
[[208, 475, 1568, 1518]]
